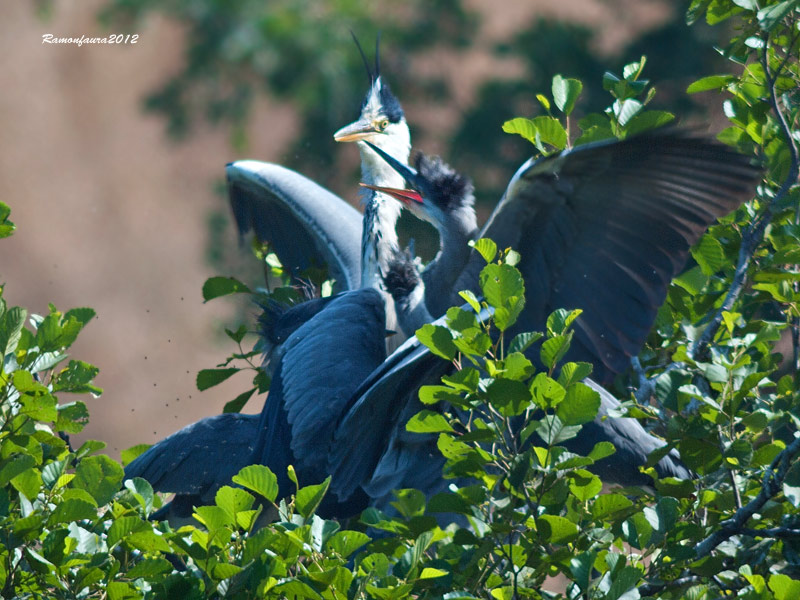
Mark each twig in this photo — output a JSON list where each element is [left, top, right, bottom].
[[695, 433, 800, 557], [637, 575, 705, 597], [740, 526, 800, 539]]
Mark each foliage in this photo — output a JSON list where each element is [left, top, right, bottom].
[[2, 1, 799, 598]]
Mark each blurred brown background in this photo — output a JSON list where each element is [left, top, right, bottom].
[[0, 0, 702, 458]]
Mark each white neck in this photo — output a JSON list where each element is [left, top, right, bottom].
[[357, 121, 411, 290]]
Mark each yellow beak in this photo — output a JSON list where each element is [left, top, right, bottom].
[[333, 118, 379, 142]]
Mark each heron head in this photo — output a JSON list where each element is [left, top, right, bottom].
[[361, 143, 475, 230], [334, 34, 410, 183]]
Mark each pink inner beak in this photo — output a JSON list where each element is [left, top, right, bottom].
[[359, 183, 423, 205]]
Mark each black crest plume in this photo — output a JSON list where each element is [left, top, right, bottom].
[[413, 153, 474, 212], [350, 31, 374, 83]]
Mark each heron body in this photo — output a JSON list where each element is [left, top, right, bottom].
[[330, 132, 758, 503]]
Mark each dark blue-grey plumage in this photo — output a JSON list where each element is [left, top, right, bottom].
[[226, 161, 362, 292], [124, 413, 259, 524], [251, 287, 387, 517], [455, 129, 761, 382]]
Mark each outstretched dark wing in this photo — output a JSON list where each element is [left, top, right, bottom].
[[327, 331, 448, 503], [253, 289, 387, 488], [227, 160, 363, 291], [125, 412, 259, 504], [455, 130, 759, 381]]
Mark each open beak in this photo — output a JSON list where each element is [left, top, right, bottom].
[[360, 183, 423, 206], [334, 118, 380, 142], [363, 141, 424, 191]]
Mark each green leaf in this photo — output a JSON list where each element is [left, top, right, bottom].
[[0, 201, 15, 238], [552, 75, 583, 116], [509, 331, 542, 354], [72, 455, 124, 505], [224, 387, 255, 413], [624, 110, 674, 136], [568, 469, 602, 501], [0, 305, 26, 359], [536, 94, 551, 111], [202, 276, 251, 301], [769, 574, 800, 600], [56, 402, 90, 434], [194, 505, 233, 531], [196, 368, 239, 391], [588, 441, 616, 461], [296, 477, 330, 519], [531, 116, 568, 150], [557, 362, 593, 387], [503, 352, 534, 380], [416, 324, 457, 360], [556, 382, 600, 426], [537, 515, 578, 544], [592, 493, 633, 519], [406, 410, 454, 433], [326, 530, 370, 558], [679, 438, 722, 475], [687, 74, 735, 93], [419, 567, 449, 579], [486, 378, 531, 417], [546, 308, 581, 336], [232, 464, 279, 502], [225, 324, 247, 343], [692, 235, 726, 275], [502, 117, 567, 151], [758, 1, 796, 31], [458, 289, 482, 314], [529, 372, 566, 409], [215, 485, 255, 522], [54, 360, 102, 396], [470, 238, 497, 264], [427, 492, 473, 515], [480, 263, 525, 328], [502, 117, 538, 144], [49, 498, 98, 525], [613, 99, 643, 127], [418, 384, 465, 407], [126, 557, 173, 579], [540, 333, 572, 370], [12, 468, 42, 500]]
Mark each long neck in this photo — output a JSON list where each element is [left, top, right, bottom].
[[357, 137, 409, 290], [360, 187, 402, 290], [423, 211, 479, 318]]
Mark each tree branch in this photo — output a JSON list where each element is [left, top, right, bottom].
[[691, 38, 800, 359], [695, 433, 800, 557]]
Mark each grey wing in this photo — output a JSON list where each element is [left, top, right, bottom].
[[468, 129, 759, 381], [327, 331, 451, 502], [278, 288, 387, 484], [125, 413, 260, 503], [227, 160, 363, 291]]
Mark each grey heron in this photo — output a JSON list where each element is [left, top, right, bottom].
[[328, 134, 758, 503], [127, 35, 414, 522]]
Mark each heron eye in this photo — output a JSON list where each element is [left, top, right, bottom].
[[377, 119, 389, 131]]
